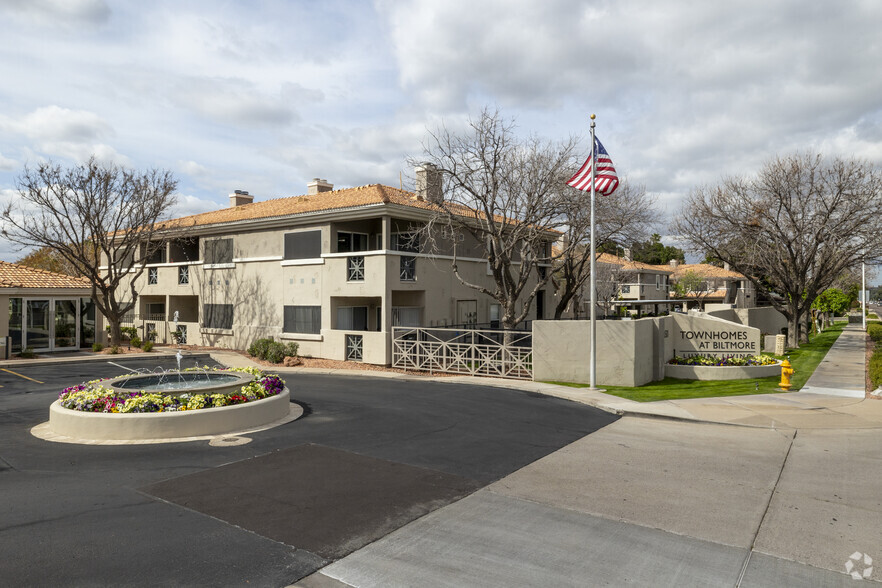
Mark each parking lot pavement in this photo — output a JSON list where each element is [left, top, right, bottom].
[[0, 359, 616, 587]]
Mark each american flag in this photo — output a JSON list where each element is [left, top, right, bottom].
[[567, 137, 619, 195]]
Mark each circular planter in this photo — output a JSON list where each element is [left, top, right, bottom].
[[48, 388, 290, 441], [665, 362, 782, 381]]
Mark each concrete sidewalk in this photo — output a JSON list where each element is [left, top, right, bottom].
[[800, 323, 868, 397], [288, 324, 882, 585]]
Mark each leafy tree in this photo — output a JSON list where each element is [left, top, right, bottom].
[[630, 233, 685, 265], [673, 153, 882, 347], [812, 288, 851, 316], [1, 157, 177, 345]]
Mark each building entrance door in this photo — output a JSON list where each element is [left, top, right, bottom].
[[22, 298, 80, 352]]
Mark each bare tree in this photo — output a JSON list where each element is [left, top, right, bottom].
[[553, 182, 654, 318], [414, 108, 578, 330], [1, 158, 178, 345], [673, 153, 882, 347]]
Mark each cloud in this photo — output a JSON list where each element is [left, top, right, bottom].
[[2, 105, 112, 143], [0, 0, 110, 27], [168, 77, 303, 129], [0, 152, 16, 171], [168, 193, 224, 219]]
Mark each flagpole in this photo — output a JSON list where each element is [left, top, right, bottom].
[[589, 114, 597, 389]]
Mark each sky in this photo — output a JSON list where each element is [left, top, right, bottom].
[[1, 0, 882, 270]]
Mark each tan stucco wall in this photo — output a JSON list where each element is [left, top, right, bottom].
[[117, 215, 553, 365], [532, 319, 659, 387], [706, 306, 787, 336], [669, 312, 760, 358]]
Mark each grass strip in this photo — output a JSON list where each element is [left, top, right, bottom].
[[548, 323, 846, 402]]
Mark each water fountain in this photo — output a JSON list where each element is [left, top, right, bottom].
[[40, 359, 296, 443]]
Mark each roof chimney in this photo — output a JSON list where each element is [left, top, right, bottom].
[[229, 189, 253, 207], [307, 178, 334, 195], [623, 247, 632, 262], [724, 261, 730, 271], [415, 163, 442, 204], [669, 259, 679, 268]]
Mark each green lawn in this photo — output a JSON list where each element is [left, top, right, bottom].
[[548, 322, 846, 402]]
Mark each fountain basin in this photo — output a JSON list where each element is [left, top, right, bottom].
[[48, 388, 291, 441], [105, 371, 254, 397]]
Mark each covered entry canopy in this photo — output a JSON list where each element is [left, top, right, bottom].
[[0, 262, 99, 355]]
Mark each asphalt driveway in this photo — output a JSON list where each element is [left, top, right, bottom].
[[0, 357, 617, 587]]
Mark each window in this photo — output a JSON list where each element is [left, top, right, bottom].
[[9, 297, 22, 352], [391, 232, 420, 252], [283, 306, 321, 334], [536, 290, 545, 320], [178, 266, 189, 285], [284, 230, 322, 260], [392, 307, 421, 327], [204, 239, 233, 265], [538, 266, 547, 279], [148, 267, 158, 285], [656, 274, 660, 289], [337, 306, 368, 330], [400, 256, 416, 281], [346, 334, 363, 361], [347, 256, 365, 281], [145, 244, 166, 265], [203, 304, 234, 329], [490, 303, 501, 328], [337, 231, 368, 253]]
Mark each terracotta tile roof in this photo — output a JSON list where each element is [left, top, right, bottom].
[[0, 261, 90, 289], [661, 263, 745, 280], [157, 184, 451, 230], [153, 183, 550, 234], [597, 252, 673, 273], [684, 288, 728, 299]]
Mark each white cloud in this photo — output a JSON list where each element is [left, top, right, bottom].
[[168, 193, 224, 219], [0, 0, 110, 27], [0, 152, 16, 171]]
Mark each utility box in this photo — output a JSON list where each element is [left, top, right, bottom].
[[0, 337, 8, 360], [775, 334, 786, 356]]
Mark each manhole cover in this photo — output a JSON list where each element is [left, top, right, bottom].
[[209, 436, 252, 447]]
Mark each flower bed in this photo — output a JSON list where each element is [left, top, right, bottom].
[[665, 355, 782, 381], [59, 366, 284, 413], [668, 354, 778, 367]]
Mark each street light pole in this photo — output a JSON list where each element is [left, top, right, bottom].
[[862, 261, 866, 331]]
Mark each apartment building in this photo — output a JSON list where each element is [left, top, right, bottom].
[[116, 170, 554, 365], [662, 260, 757, 309]]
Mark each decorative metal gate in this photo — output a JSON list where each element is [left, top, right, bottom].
[[392, 327, 532, 379]]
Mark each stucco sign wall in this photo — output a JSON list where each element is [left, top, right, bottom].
[[670, 312, 760, 358]]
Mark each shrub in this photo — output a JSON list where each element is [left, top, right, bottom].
[[108, 345, 120, 355], [870, 348, 882, 390], [264, 341, 287, 364], [247, 337, 288, 363], [92, 343, 104, 352], [285, 342, 300, 357], [868, 323, 882, 344], [142, 341, 154, 352], [130, 336, 142, 348], [19, 347, 36, 359], [247, 337, 274, 359]]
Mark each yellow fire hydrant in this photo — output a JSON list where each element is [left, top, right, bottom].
[[779, 359, 795, 391]]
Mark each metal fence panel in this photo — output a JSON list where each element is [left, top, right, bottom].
[[392, 327, 533, 380]]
